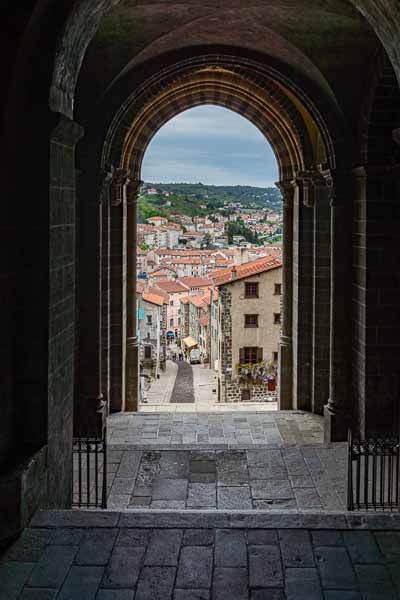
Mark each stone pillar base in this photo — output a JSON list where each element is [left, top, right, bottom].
[[278, 338, 293, 410], [126, 340, 139, 412], [324, 404, 350, 443]]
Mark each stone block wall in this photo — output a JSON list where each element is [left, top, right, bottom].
[[47, 116, 83, 508], [353, 167, 400, 435]]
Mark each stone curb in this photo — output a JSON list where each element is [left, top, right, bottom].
[[30, 510, 400, 530]]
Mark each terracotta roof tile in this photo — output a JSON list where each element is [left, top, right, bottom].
[[214, 256, 282, 286], [142, 292, 165, 306], [155, 280, 188, 294]]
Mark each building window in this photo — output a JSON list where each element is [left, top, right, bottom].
[[274, 283, 282, 296], [170, 300, 174, 306], [274, 313, 281, 325], [170, 318, 174, 326], [146, 315, 152, 325], [240, 347, 263, 364], [273, 351, 278, 362], [245, 314, 258, 328], [245, 282, 259, 298], [178, 318, 181, 325], [144, 345, 152, 359]]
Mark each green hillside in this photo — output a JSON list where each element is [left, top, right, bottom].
[[139, 182, 282, 222]]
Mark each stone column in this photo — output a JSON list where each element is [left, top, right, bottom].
[[324, 171, 353, 442], [311, 169, 332, 415], [277, 180, 296, 410], [125, 179, 142, 412], [109, 170, 129, 413], [292, 172, 314, 411], [101, 172, 113, 414], [75, 167, 109, 439]]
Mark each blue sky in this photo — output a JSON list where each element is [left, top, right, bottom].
[[141, 105, 279, 187]]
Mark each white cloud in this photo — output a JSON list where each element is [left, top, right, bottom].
[[141, 105, 279, 186]]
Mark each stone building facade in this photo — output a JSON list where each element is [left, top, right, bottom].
[[216, 257, 282, 402]]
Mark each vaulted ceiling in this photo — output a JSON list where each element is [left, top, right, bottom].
[[76, 0, 380, 124]]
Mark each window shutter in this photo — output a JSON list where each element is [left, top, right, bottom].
[[239, 348, 245, 363], [257, 347, 263, 362]]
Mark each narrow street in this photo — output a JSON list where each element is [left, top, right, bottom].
[[170, 360, 195, 403], [141, 359, 277, 412]]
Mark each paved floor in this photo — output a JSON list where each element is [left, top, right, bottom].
[[108, 412, 324, 447], [105, 446, 347, 511], [170, 361, 195, 404], [2, 510, 400, 600]]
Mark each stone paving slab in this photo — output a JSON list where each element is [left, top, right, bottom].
[[108, 411, 324, 447], [4, 516, 400, 600], [103, 447, 347, 511]]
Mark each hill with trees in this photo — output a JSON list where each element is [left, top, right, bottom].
[[139, 182, 282, 222]]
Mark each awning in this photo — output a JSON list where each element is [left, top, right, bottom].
[[182, 336, 198, 349]]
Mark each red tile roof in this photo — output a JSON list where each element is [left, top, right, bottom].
[[178, 276, 212, 288], [213, 256, 282, 286], [155, 280, 188, 294], [143, 292, 165, 306]]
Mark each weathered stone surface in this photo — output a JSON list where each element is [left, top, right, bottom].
[[182, 529, 214, 546], [28, 546, 77, 588], [285, 567, 323, 599], [314, 547, 357, 590], [187, 484, 216, 508], [213, 567, 248, 600], [0, 562, 36, 600], [102, 547, 145, 589], [215, 529, 247, 567], [152, 479, 188, 501], [144, 529, 183, 566], [279, 530, 314, 567], [135, 566, 176, 600], [176, 546, 213, 589], [217, 486, 252, 509], [75, 529, 117, 565], [249, 545, 283, 588], [57, 565, 104, 600]]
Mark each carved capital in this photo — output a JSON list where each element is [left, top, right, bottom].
[[276, 179, 296, 207], [297, 166, 333, 207], [126, 179, 143, 205], [111, 168, 130, 206], [98, 169, 113, 205]]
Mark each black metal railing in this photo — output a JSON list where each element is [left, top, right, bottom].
[[348, 429, 400, 511], [72, 431, 107, 509]]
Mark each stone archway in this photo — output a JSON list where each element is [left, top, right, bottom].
[[85, 52, 342, 434]]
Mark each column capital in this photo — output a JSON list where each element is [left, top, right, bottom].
[[126, 179, 143, 204], [276, 179, 296, 206], [296, 166, 333, 207], [111, 168, 130, 206]]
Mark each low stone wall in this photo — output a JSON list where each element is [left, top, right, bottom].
[[223, 380, 276, 402]]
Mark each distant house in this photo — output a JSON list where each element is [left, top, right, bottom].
[[215, 256, 282, 403], [146, 216, 168, 227]]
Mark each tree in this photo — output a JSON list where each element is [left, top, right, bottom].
[[203, 233, 212, 248]]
